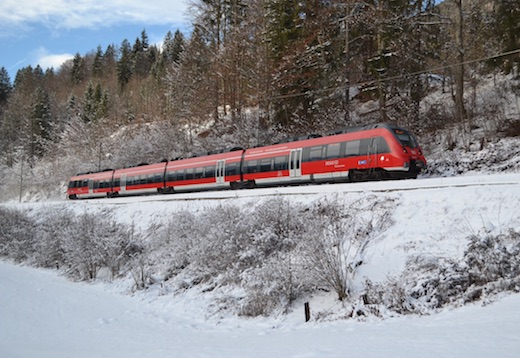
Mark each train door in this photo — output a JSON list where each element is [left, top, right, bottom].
[[216, 160, 225, 184], [120, 174, 127, 193], [289, 149, 302, 177], [88, 179, 94, 194], [369, 137, 380, 167]]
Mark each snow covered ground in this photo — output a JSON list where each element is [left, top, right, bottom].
[[2, 260, 520, 358], [1, 172, 520, 357]]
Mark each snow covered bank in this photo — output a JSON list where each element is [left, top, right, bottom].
[[1, 172, 520, 356], [1, 261, 520, 358]]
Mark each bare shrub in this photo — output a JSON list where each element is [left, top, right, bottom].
[[303, 196, 394, 301], [61, 211, 132, 281], [0, 207, 35, 262], [364, 229, 520, 316], [188, 204, 249, 284], [151, 211, 202, 280], [30, 206, 74, 269]]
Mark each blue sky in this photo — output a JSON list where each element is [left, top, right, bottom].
[[0, 0, 190, 80]]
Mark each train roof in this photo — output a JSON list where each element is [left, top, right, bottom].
[[325, 122, 401, 136]]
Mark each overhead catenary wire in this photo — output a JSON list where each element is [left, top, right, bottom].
[[268, 48, 520, 102]]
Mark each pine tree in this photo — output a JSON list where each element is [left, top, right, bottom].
[[0, 67, 12, 107], [117, 39, 133, 89], [82, 82, 109, 122], [71, 53, 85, 85], [163, 30, 185, 65], [133, 29, 153, 77], [92, 46, 104, 77], [28, 86, 53, 160]]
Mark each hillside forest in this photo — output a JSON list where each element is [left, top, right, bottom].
[[0, 0, 519, 201]]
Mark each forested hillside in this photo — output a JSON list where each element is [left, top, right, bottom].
[[0, 0, 519, 201]]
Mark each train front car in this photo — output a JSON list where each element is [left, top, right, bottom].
[[380, 124, 427, 179]]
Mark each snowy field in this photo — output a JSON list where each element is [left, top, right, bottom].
[[1, 172, 520, 357], [2, 261, 520, 358]]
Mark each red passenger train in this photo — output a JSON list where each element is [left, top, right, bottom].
[[67, 123, 427, 199]]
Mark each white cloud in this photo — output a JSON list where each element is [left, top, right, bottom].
[[0, 0, 189, 33], [33, 47, 74, 71]]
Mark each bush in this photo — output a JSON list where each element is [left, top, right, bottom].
[[0, 207, 35, 262], [363, 230, 520, 316], [60, 211, 133, 280]]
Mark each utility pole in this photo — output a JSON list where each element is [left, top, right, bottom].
[[19, 156, 23, 203], [344, 1, 351, 124]]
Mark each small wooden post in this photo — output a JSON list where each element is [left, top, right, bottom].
[[304, 302, 310, 322]]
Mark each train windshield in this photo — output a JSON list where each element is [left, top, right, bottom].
[[392, 128, 418, 148]]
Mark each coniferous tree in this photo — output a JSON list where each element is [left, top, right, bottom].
[[103, 44, 117, 74], [133, 30, 152, 77], [71, 53, 85, 85], [117, 39, 133, 89], [28, 86, 53, 160], [0, 67, 12, 108], [92, 46, 104, 77], [82, 82, 109, 123], [163, 30, 186, 65]]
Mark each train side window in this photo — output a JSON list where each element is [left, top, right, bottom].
[[274, 156, 288, 170], [358, 138, 371, 155], [186, 168, 194, 180], [345, 140, 360, 157], [375, 136, 390, 154], [195, 167, 203, 179], [246, 160, 258, 173], [225, 162, 237, 176], [326, 143, 341, 159], [260, 158, 272, 172], [302, 148, 310, 162], [309, 146, 323, 161], [114, 178, 120, 187], [205, 166, 215, 178]]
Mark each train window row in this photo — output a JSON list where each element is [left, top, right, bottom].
[[302, 137, 390, 162], [68, 179, 88, 189], [165, 162, 241, 182], [244, 155, 289, 174], [93, 179, 112, 189], [243, 137, 390, 174], [125, 173, 164, 187]]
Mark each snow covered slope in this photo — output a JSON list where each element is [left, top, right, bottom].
[[1, 256, 520, 357], [1, 172, 520, 357]]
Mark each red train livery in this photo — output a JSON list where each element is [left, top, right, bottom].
[[67, 123, 427, 199]]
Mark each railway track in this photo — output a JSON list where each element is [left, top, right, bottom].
[[80, 173, 520, 205]]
